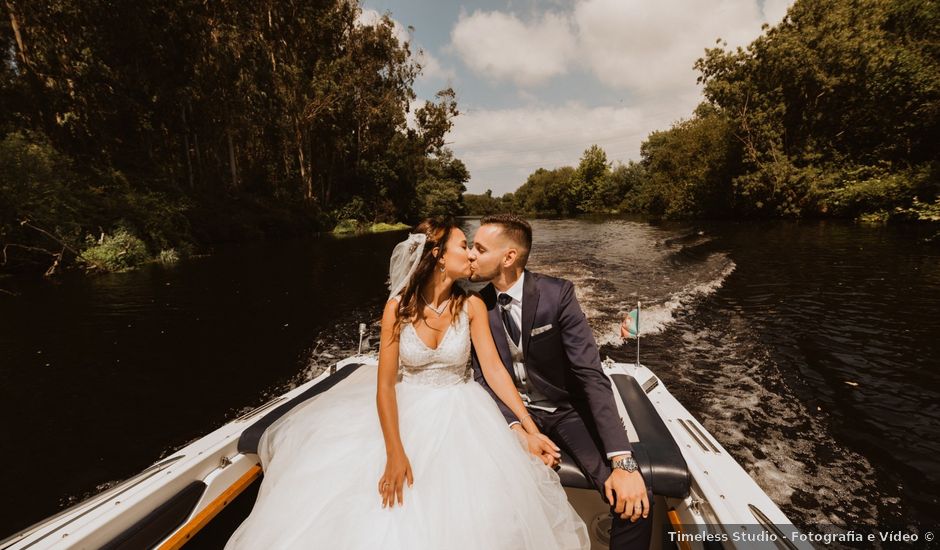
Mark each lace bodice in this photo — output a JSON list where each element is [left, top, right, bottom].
[[397, 299, 471, 387]]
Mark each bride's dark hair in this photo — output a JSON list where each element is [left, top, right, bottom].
[[393, 217, 468, 337]]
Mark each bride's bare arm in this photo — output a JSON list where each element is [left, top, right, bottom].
[[376, 299, 413, 508]]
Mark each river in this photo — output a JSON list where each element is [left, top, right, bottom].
[[1, 217, 937, 538]]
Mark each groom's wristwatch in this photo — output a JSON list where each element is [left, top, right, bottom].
[[612, 455, 639, 473]]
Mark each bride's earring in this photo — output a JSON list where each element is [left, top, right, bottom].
[[440, 263, 446, 281]]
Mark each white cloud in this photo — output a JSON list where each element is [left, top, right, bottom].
[[415, 48, 456, 82], [450, 0, 793, 94], [450, 10, 577, 87], [357, 9, 411, 46], [762, 0, 792, 25], [573, 0, 775, 94], [452, 95, 700, 194], [446, 0, 795, 194]]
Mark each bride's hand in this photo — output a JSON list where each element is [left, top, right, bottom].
[[378, 450, 414, 508], [512, 425, 561, 468]]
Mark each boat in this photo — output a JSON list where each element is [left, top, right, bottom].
[[2, 354, 808, 549]]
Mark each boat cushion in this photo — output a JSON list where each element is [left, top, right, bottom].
[[558, 374, 691, 499], [99, 481, 206, 550], [238, 364, 364, 455]]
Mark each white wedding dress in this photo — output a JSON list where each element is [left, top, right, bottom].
[[226, 300, 590, 549]]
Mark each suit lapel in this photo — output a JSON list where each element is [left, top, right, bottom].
[[521, 270, 539, 356], [483, 283, 514, 377]]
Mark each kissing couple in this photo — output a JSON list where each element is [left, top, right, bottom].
[[226, 215, 653, 550]]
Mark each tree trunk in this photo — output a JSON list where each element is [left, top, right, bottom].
[[6, 2, 31, 69], [193, 131, 203, 182], [295, 123, 313, 201], [7, 2, 51, 130], [182, 106, 194, 188], [227, 129, 239, 189]]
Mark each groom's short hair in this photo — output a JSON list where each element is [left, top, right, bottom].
[[480, 214, 532, 266]]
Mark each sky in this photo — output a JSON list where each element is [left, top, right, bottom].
[[359, 0, 794, 195]]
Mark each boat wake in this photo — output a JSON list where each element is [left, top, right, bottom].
[[656, 307, 884, 529], [531, 240, 736, 347]]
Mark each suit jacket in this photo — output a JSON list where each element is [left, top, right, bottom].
[[470, 270, 632, 456]]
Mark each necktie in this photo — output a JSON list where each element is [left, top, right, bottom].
[[497, 293, 520, 345]]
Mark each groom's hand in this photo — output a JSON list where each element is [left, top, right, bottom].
[[605, 467, 649, 522], [511, 425, 561, 468]]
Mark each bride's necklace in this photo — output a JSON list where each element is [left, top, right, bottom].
[[421, 292, 450, 317]]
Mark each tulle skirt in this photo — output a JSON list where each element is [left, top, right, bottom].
[[225, 367, 590, 549]]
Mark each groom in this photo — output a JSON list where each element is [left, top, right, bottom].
[[468, 214, 652, 550]]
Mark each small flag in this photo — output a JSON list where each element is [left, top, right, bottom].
[[622, 306, 639, 338]]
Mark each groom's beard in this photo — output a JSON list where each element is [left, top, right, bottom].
[[469, 268, 496, 282]]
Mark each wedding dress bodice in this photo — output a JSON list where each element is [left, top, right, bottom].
[[398, 300, 471, 387]]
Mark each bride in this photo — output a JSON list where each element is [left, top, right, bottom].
[[225, 218, 590, 549]]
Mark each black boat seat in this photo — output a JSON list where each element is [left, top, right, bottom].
[[556, 450, 595, 490], [238, 364, 364, 454], [557, 374, 691, 500]]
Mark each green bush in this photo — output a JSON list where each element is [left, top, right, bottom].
[[79, 228, 150, 272], [369, 222, 410, 233], [158, 248, 180, 264], [0, 132, 84, 250], [819, 164, 935, 219], [895, 196, 940, 222], [335, 196, 369, 222], [332, 220, 409, 236], [331, 219, 361, 235]]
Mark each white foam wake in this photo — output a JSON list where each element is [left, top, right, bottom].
[[595, 259, 737, 347]]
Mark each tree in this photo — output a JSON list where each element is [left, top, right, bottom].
[[0, 0, 467, 274], [694, 0, 939, 217], [575, 145, 612, 212]]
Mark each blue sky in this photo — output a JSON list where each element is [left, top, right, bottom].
[[359, 0, 793, 195]]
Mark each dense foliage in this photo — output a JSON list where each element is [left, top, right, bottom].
[[1, 0, 464, 275], [479, 0, 938, 223]]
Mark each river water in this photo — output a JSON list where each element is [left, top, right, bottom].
[[1, 217, 937, 539]]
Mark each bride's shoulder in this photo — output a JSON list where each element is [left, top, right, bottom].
[[464, 293, 486, 319], [383, 295, 402, 318]]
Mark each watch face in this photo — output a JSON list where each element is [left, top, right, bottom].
[[617, 457, 637, 472]]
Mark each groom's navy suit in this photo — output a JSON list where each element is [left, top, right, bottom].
[[470, 270, 652, 550]]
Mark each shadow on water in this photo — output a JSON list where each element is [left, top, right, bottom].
[[0, 230, 407, 537]]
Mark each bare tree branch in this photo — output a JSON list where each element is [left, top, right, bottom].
[[19, 219, 81, 255]]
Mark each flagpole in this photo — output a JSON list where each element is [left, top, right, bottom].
[[636, 301, 641, 368]]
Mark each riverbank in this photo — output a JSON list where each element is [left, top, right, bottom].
[[331, 220, 411, 236], [0, 156, 414, 282]]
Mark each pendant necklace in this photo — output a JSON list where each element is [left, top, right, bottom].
[[422, 292, 450, 317]]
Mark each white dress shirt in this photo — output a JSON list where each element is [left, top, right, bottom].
[[498, 272, 525, 347]]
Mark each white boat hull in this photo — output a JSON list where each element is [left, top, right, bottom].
[[2, 356, 807, 550]]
